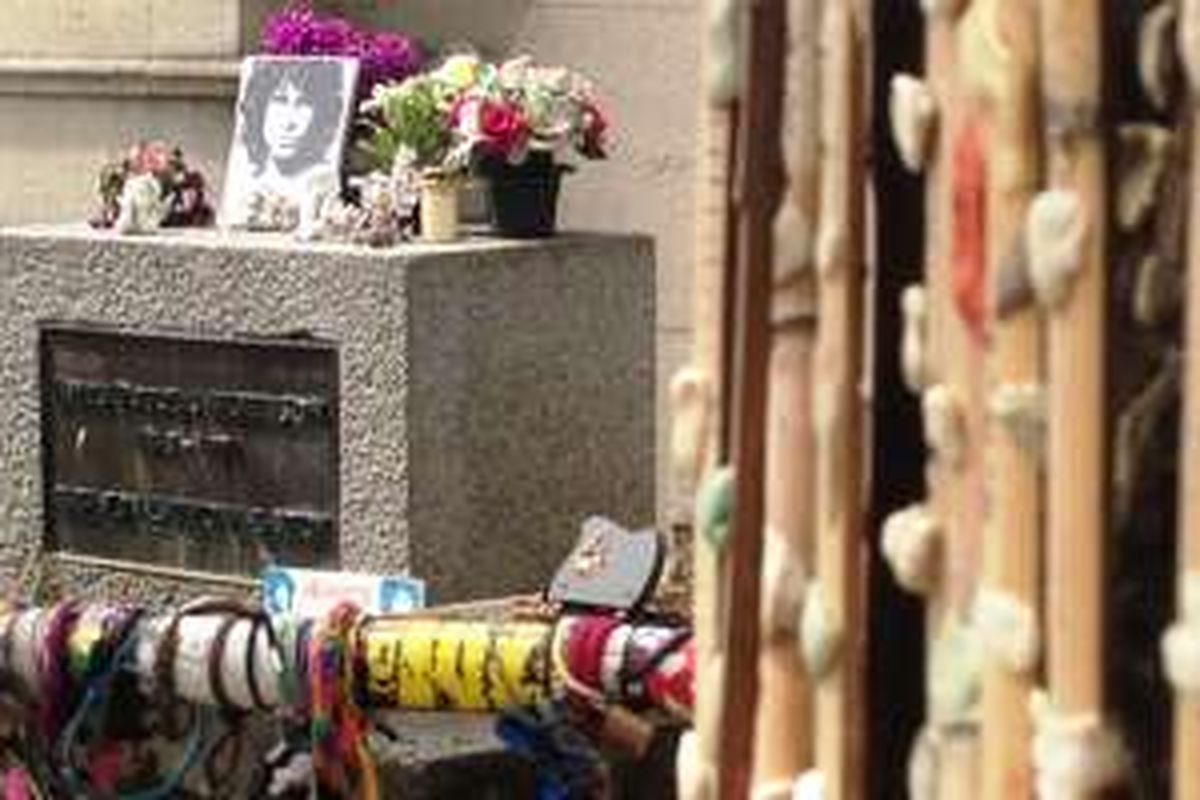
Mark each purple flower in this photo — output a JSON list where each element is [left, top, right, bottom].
[[260, 4, 424, 96], [362, 31, 424, 89]]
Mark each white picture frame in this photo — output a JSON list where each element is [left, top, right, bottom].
[[220, 56, 360, 229]]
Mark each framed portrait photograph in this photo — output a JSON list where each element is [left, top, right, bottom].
[[220, 56, 360, 229]]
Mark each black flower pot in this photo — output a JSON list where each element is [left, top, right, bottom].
[[482, 152, 569, 238]]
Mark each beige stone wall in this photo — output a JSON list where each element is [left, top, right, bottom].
[[0, 0, 701, 527], [0, 81, 235, 227], [0, 0, 276, 58], [520, 4, 699, 528]]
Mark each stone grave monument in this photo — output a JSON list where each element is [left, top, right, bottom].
[[0, 226, 656, 604]]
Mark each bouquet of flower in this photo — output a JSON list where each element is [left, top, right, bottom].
[[450, 55, 610, 167], [360, 55, 483, 173], [354, 55, 609, 239], [363, 54, 610, 174], [260, 4, 425, 98], [91, 142, 213, 230]]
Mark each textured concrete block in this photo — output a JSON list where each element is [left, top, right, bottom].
[[0, 228, 655, 602]]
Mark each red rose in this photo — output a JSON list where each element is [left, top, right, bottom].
[[478, 100, 529, 159]]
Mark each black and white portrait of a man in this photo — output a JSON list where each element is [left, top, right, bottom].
[[221, 56, 359, 228]]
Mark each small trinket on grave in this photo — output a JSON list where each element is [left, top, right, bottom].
[[91, 141, 214, 231], [245, 191, 301, 232], [113, 174, 168, 235]]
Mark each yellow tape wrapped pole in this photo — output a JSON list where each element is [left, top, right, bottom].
[[364, 620, 552, 712], [6, 609, 692, 716], [810, 0, 867, 795]]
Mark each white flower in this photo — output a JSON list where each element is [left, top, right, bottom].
[[452, 95, 484, 140], [389, 157, 421, 216], [434, 54, 482, 89], [498, 55, 534, 88], [530, 66, 569, 92]]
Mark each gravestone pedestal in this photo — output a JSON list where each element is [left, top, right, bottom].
[[0, 226, 656, 603]]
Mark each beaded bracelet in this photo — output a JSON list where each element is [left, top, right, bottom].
[[153, 597, 257, 737], [309, 603, 373, 798], [56, 608, 145, 793], [206, 614, 245, 713], [267, 613, 301, 716], [36, 601, 81, 741], [0, 607, 23, 681], [293, 618, 315, 717], [9, 609, 45, 697]]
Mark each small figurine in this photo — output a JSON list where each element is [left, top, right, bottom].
[[244, 190, 301, 232], [295, 172, 340, 241], [93, 142, 213, 233], [113, 174, 167, 235]]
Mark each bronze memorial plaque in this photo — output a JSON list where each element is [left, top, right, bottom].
[[40, 323, 339, 574]]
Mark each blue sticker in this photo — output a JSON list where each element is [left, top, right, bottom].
[[378, 577, 425, 613], [262, 568, 297, 615]]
